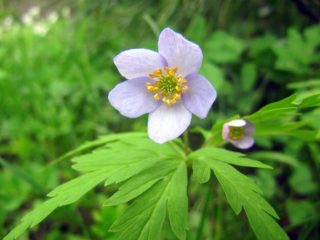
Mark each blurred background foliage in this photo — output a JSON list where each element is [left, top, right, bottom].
[[0, 0, 319, 239]]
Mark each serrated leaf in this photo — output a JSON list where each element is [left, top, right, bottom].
[[4, 170, 108, 240], [245, 93, 319, 139], [249, 151, 299, 167], [104, 160, 179, 206], [51, 132, 147, 165], [110, 162, 188, 240], [110, 181, 167, 240], [244, 203, 288, 240], [195, 157, 288, 240], [189, 148, 272, 169], [4, 133, 182, 240]]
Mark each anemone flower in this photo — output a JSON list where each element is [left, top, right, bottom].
[[222, 119, 255, 149], [108, 27, 217, 143]]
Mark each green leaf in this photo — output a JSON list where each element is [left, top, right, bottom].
[[50, 132, 147, 165], [253, 170, 276, 198], [199, 62, 225, 92], [192, 158, 211, 184], [245, 93, 320, 140], [110, 162, 188, 240], [249, 151, 299, 167], [4, 170, 108, 240], [289, 163, 317, 194], [286, 200, 318, 226], [287, 79, 320, 90], [191, 152, 288, 240], [185, 15, 207, 44], [249, 34, 276, 57], [104, 160, 179, 206], [4, 133, 183, 240], [167, 163, 188, 240], [109, 181, 167, 240], [189, 148, 272, 169], [240, 63, 257, 91], [205, 31, 245, 63]]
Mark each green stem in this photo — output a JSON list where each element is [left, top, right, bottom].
[[202, 132, 225, 148], [183, 131, 191, 154], [214, 186, 223, 240], [76, 207, 94, 239], [195, 181, 212, 240]]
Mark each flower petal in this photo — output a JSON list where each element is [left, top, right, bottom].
[[108, 77, 159, 118], [148, 101, 192, 143], [244, 120, 256, 135], [114, 49, 166, 79], [230, 136, 255, 149], [182, 74, 217, 119], [158, 28, 203, 77], [227, 119, 246, 127], [222, 124, 230, 141]]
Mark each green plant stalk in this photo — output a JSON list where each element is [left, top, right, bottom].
[[214, 186, 223, 240], [183, 131, 191, 154]]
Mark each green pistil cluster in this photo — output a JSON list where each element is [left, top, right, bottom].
[[229, 126, 245, 140], [159, 76, 177, 96]]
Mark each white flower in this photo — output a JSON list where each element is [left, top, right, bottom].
[[32, 22, 49, 36], [47, 12, 59, 24], [29, 6, 41, 17], [222, 119, 255, 149], [108, 28, 217, 143], [22, 13, 33, 26], [3, 16, 13, 29]]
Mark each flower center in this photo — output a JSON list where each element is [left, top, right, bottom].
[[146, 66, 189, 106], [229, 126, 245, 140]]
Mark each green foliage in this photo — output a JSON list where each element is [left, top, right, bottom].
[[109, 162, 188, 240], [246, 93, 320, 140], [273, 26, 320, 74], [289, 163, 317, 195], [4, 134, 188, 240], [205, 31, 245, 63], [286, 200, 318, 226], [1, 1, 320, 239], [189, 148, 288, 240]]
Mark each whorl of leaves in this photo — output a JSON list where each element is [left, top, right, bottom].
[[4, 132, 290, 240]]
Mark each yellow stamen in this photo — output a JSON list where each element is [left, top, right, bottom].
[[162, 96, 167, 103], [149, 68, 162, 78], [146, 66, 189, 106], [174, 93, 181, 100], [154, 93, 161, 100], [147, 85, 155, 92]]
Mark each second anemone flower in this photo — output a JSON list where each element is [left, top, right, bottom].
[[108, 27, 217, 143], [222, 119, 255, 149]]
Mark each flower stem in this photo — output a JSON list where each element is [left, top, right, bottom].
[[183, 131, 191, 154], [195, 180, 212, 240]]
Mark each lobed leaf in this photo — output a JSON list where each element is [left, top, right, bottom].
[[191, 154, 288, 240], [192, 158, 211, 184], [189, 147, 272, 169], [4, 133, 183, 240], [110, 162, 188, 240]]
